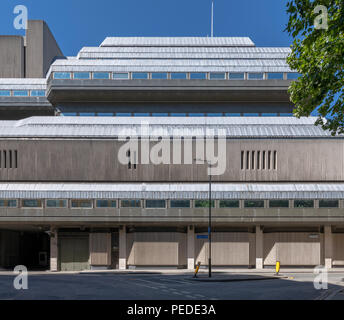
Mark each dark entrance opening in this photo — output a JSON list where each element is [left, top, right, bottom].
[[0, 229, 50, 270]]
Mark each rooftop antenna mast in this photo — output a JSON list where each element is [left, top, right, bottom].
[[211, 0, 214, 37]]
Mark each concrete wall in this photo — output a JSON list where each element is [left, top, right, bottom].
[[333, 234, 344, 266], [89, 233, 111, 267], [195, 232, 255, 266], [0, 138, 344, 182], [25, 20, 63, 78], [263, 232, 323, 266], [127, 232, 186, 266], [0, 36, 24, 78]]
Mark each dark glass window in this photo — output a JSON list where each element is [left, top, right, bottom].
[[113, 73, 129, 79], [132, 73, 148, 80], [190, 73, 207, 80], [195, 200, 215, 208], [71, 199, 93, 208], [53, 72, 71, 79], [229, 73, 244, 80], [294, 200, 314, 208], [319, 200, 339, 208], [30, 90, 45, 97], [171, 73, 187, 79], [93, 72, 110, 79], [220, 200, 240, 208], [22, 199, 42, 208], [0, 200, 17, 207], [209, 73, 225, 80], [73, 72, 90, 79], [267, 73, 284, 80], [145, 200, 166, 208], [13, 90, 29, 96], [0, 90, 11, 96], [121, 200, 141, 208], [269, 200, 289, 208], [170, 200, 191, 208], [248, 73, 264, 80], [46, 200, 67, 208], [244, 200, 264, 208], [151, 73, 168, 79], [96, 200, 117, 208]]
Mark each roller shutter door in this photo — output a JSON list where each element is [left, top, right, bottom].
[[60, 237, 90, 271]]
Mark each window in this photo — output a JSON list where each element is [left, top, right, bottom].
[[73, 72, 90, 79], [280, 113, 294, 116], [262, 113, 278, 117], [152, 113, 169, 117], [267, 73, 284, 80], [171, 73, 187, 79], [53, 72, 71, 79], [0, 90, 10, 96], [62, 113, 77, 116], [0, 200, 17, 208], [229, 73, 245, 80], [30, 90, 45, 97], [294, 200, 314, 208], [269, 200, 289, 208], [244, 200, 264, 208], [190, 73, 207, 80], [134, 113, 150, 117], [116, 113, 132, 117], [0, 150, 18, 169], [96, 200, 117, 208], [97, 113, 114, 117], [171, 113, 186, 117], [242, 150, 276, 171], [243, 113, 259, 116], [71, 199, 93, 208], [145, 200, 166, 208], [22, 199, 42, 208], [195, 200, 215, 208], [46, 200, 67, 208], [220, 200, 240, 208], [319, 200, 339, 208], [170, 200, 190, 208], [121, 200, 141, 208], [151, 73, 168, 79], [248, 73, 264, 80], [13, 90, 29, 97], [287, 73, 301, 80], [189, 113, 205, 117], [207, 113, 223, 117], [79, 113, 95, 116], [210, 73, 226, 80], [93, 72, 110, 79], [225, 113, 241, 117], [132, 73, 148, 80], [113, 73, 129, 79]]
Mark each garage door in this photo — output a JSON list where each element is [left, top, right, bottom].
[[60, 237, 90, 271], [264, 232, 322, 266], [195, 232, 255, 266]]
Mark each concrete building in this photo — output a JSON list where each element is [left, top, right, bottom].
[[0, 21, 343, 271]]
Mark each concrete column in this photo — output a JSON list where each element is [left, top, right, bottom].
[[187, 226, 195, 270], [119, 226, 127, 270], [255, 226, 264, 269], [50, 228, 58, 272], [324, 226, 333, 269]]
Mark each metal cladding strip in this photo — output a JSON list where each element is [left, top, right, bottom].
[[0, 183, 344, 199], [100, 37, 256, 47]]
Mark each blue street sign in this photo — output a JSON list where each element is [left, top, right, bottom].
[[197, 235, 209, 239]]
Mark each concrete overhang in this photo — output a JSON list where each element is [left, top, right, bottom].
[[47, 79, 292, 104]]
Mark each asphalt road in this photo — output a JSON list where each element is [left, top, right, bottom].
[[0, 272, 343, 300]]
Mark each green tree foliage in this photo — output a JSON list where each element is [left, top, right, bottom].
[[285, 0, 344, 135]]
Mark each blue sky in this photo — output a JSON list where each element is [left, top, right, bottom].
[[0, 0, 292, 56]]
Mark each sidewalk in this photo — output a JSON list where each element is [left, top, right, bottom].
[[0, 267, 344, 276]]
